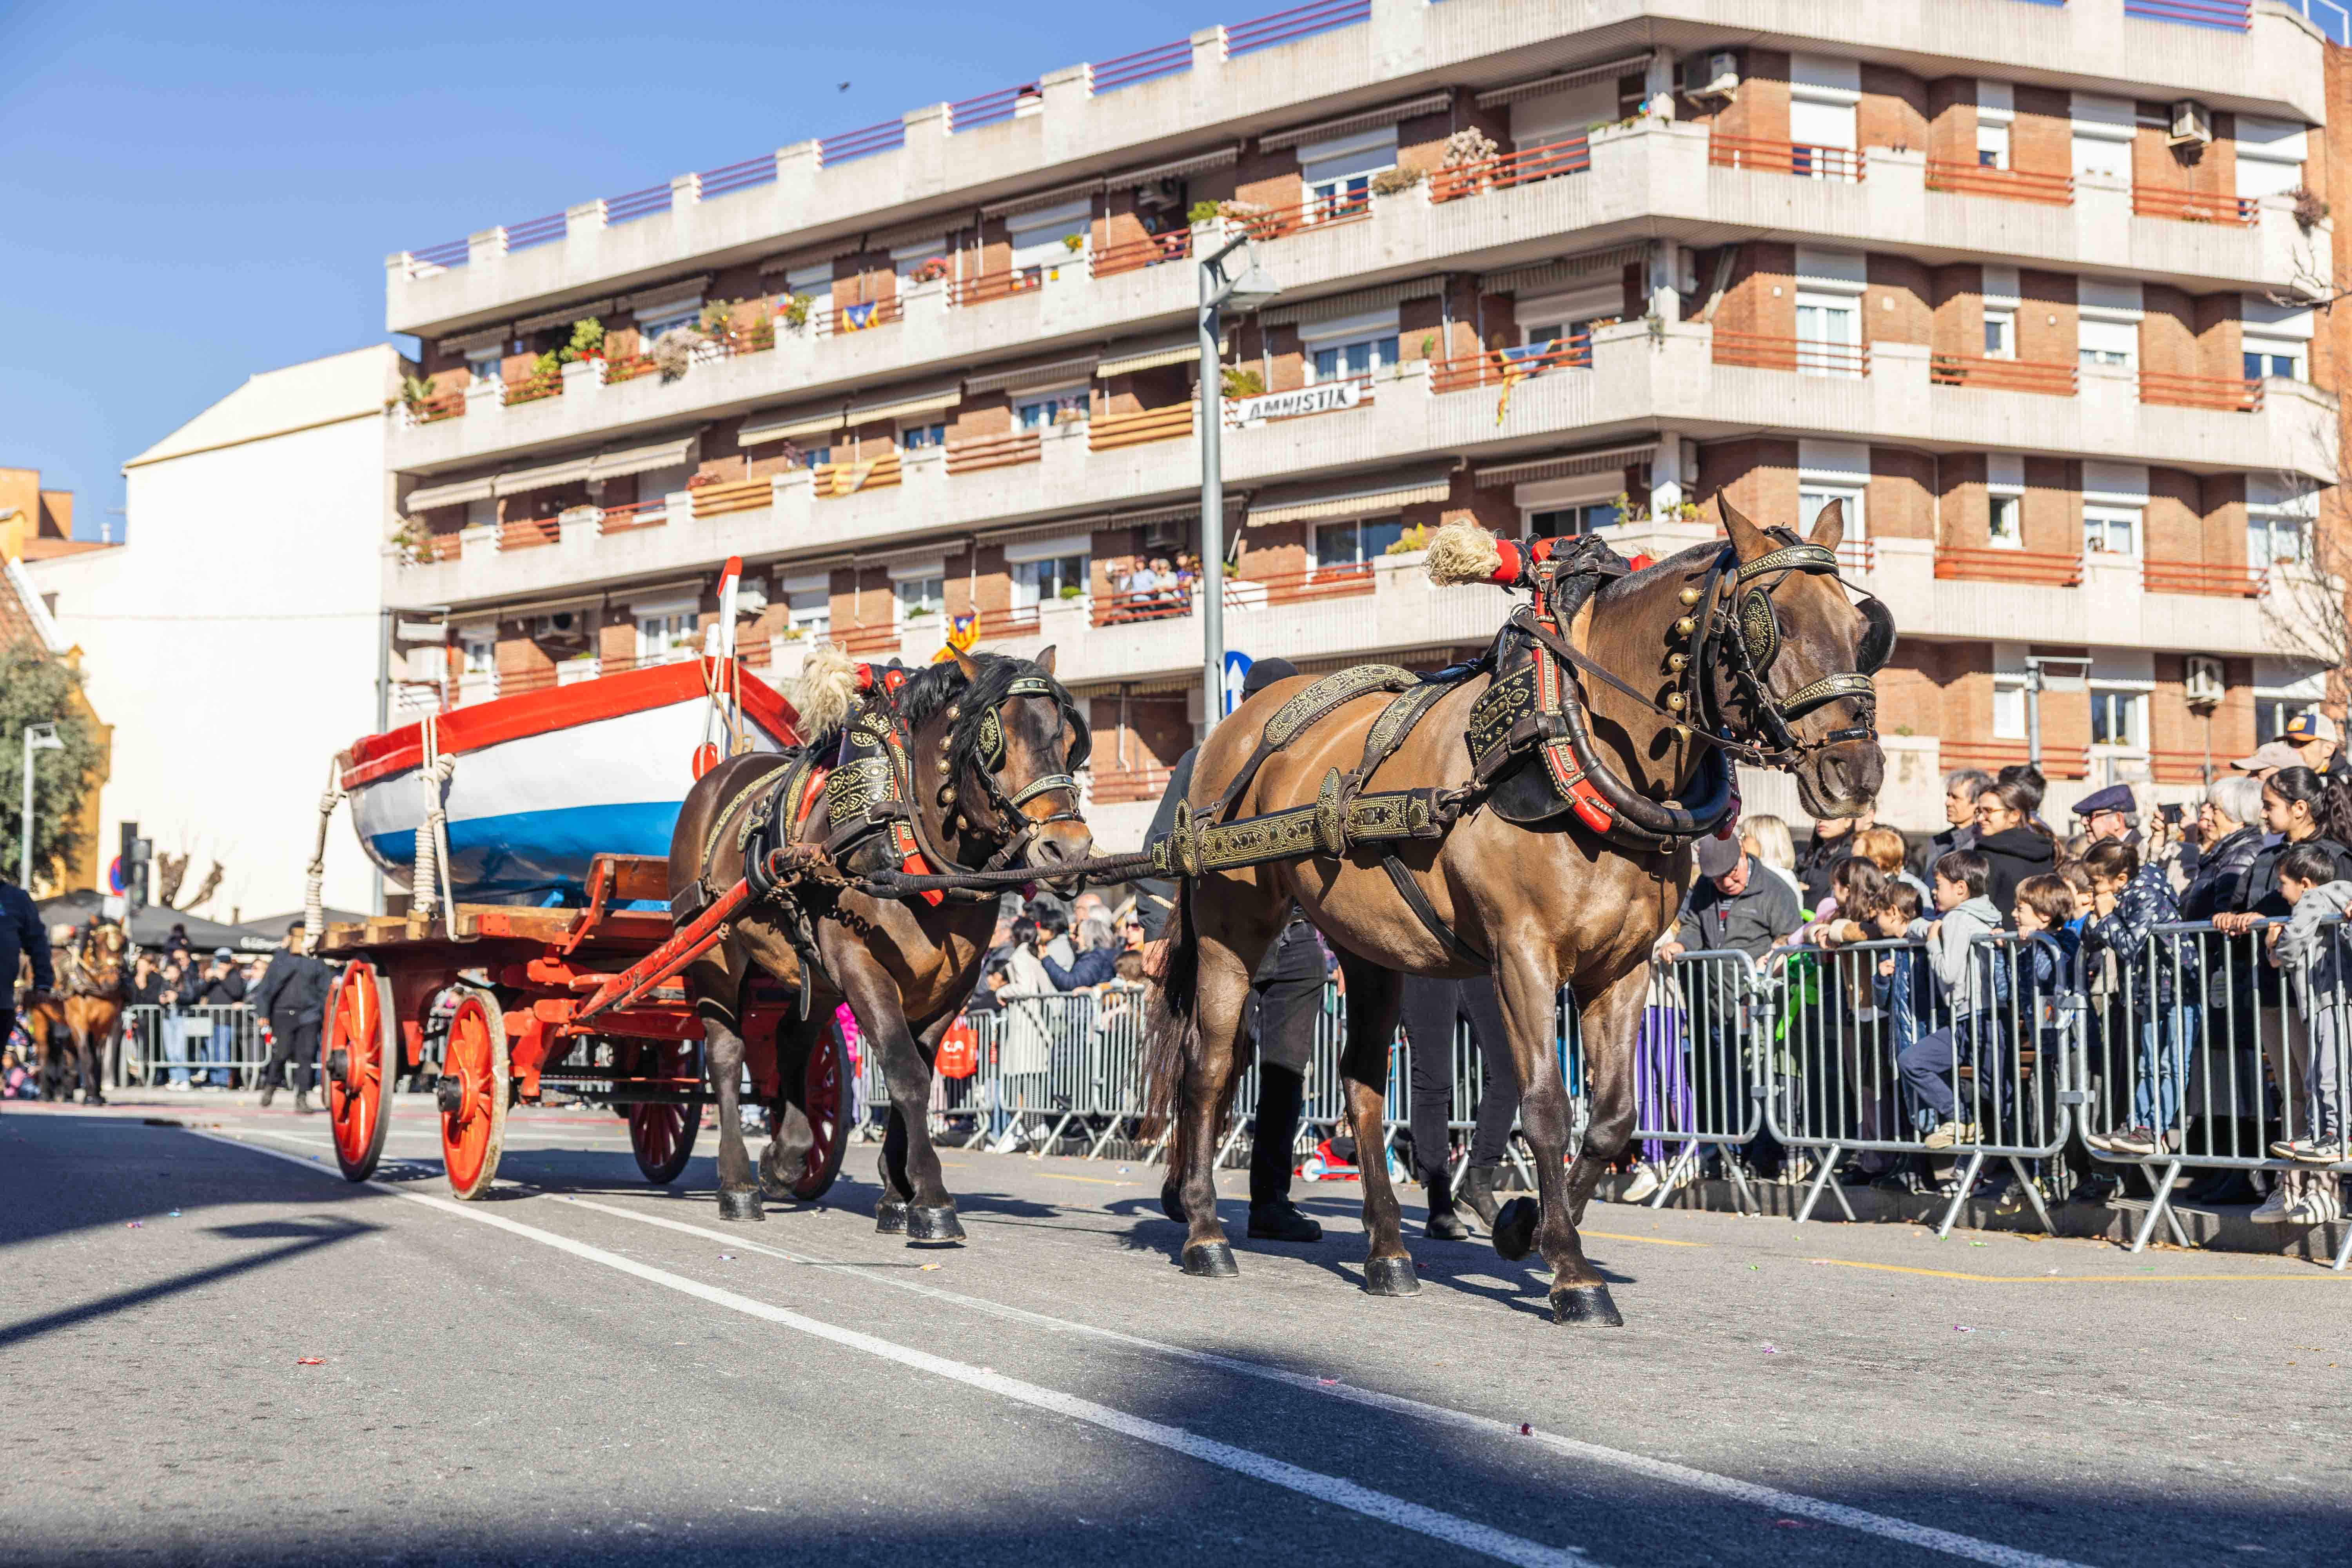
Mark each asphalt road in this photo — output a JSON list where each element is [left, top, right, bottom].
[[3, 1096, 2348, 1568]]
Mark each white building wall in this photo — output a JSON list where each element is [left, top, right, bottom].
[[27, 346, 400, 923]]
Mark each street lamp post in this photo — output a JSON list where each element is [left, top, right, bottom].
[[20, 722, 62, 890], [2022, 655, 2093, 776], [1196, 232, 1280, 728]]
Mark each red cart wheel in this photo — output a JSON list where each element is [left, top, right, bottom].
[[439, 991, 508, 1200], [323, 962, 395, 1182], [790, 1027, 851, 1201], [628, 1040, 702, 1185]]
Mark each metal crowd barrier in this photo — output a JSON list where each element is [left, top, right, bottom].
[[120, 1005, 272, 1089]]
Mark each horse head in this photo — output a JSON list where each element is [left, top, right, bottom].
[[1714, 497, 1888, 818], [940, 644, 1096, 873]]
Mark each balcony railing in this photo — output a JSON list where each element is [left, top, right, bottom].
[[975, 604, 1045, 639], [1089, 403, 1195, 451], [838, 622, 902, 656], [2142, 559, 2268, 597], [949, 267, 1046, 307], [813, 453, 904, 498], [1092, 587, 1193, 626], [403, 390, 465, 426], [1090, 764, 1178, 806], [1934, 547, 2083, 586], [946, 429, 1042, 475], [688, 477, 774, 519], [2139, 370, 2264, 411], [1712, 329, 1871, 377], [2125, 0, 2252, 29], [426, 531, 462, 562], [1923, 160, 2074, 205], [811, 296, 903, 336], [1708, 135, 1864, 183], [1929, 354, 2078, 396], [601, 353, 658, 386], [1089, 229, 1192, 278], [1245, 563, 1376, 604], [497, 517, 560, 551], [1223, 188, 1376, 243], [1227, 0, 1370, 55], [596, 498, 672, 534], [1428, 134, 1591, 203], [502, 368, 562, 406], [1091, 36, 1192, 94], [1429, 337, 1590, 394], [2131, 186, 2257, 225]]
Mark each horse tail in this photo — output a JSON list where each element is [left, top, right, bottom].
[[1139, 877, 1207, 1158]]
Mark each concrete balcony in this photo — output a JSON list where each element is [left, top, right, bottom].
[[387, 321, 2339, 619], [386, 0, 2326, 340]]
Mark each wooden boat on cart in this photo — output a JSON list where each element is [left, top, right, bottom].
[[315, 650, 853, 1202]]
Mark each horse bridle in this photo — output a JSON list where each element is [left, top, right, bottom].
[[1682, 535, 1891, 767], [940, 673, 1090, 870]]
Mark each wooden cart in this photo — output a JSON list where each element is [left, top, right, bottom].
[[316, 852, 847, 1201]]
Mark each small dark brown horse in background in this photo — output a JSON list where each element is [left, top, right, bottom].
[[668, 644, 1094, 1235], [1144, 499, 1885, 1324], [31, 922, 129, 1103]]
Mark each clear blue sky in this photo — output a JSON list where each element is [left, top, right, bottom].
[[0, 0, 1203, 539]]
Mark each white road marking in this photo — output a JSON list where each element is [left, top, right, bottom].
[[554, 1196, 2093, 1568], [189, 1129, 1593, 1568]]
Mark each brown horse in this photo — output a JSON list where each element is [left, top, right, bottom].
[[668, 644, 1094, 1233], [35, 923, 129, 1103], [1142, 499, 1885, 1324]]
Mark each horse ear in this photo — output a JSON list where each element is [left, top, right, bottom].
[[1718, 494, 1773, 563], [1032, 644, 1057, 677], [1806, 498, 1846, 553], [948, 645, 982, 682]]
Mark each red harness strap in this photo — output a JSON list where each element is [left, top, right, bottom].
[[852, 662, 943, 904]]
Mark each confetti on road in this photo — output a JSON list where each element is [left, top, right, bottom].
[[1519, 1423, 1532, 1435], [1761, 1345, 1779, 1354], [718, 1254, 737, 1261], [919, 1263, 942, 1271], [1954, 1325, 1976, 1333], [125, 1221, 141, 1229], [296, 1358, 323, 1366]]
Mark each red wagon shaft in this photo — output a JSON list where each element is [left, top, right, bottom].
[[574, 878, 752, 1022]]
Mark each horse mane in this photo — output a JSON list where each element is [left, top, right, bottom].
[[790, 647, 1038, 787], [789, 643, 860, 740]]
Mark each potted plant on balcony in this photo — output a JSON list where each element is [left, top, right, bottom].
[[777, 293, 813, 334], [558, 318, 604, 395], [1369, 165, 1425, 198], [398, 375, 445, 424], [651, 328, 702, 383]]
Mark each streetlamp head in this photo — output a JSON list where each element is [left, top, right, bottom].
[[1220, 258, 1281, 316], [25, 724, 63, 752]]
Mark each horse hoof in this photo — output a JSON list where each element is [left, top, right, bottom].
[[906, 1205, 965, 1244], [717, 1188, 766, 1223], [1551, 1284, 1624, 1327], [1491, 1197, 1539, 1261], [1363, 1256, 1420, 1297], [1181, 1241, 1238, 1278], [874, 1200, 908, 1235], [1160, 1183, 1187, 1224]]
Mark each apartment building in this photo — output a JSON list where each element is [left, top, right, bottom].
[[377, 0, 2348, 842]]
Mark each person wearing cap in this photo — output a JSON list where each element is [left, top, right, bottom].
[[187, 947, 247, 1089], [1660, 834, 1802, 960], [252, 923, 332, 1113], [2231, 740, 2301, 781], [1139, 655, 1326, 1245], [2282, 711, 2339, 774], [2072, 783, 2138, 846]]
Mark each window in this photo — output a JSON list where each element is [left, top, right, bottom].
[[2083, 504, 2138, 556], [1309, 335, 1397, 384], [1012, 554, 1088, 607], [1992, 676, 2026, 739], [2243, 341, 2305, 382], [1298, 126, 1396, 221], [2235, 115, 2310, 201], [1788, 59, 1858, 181], [2088, 687, 2147, 750], [2077, 317, 2138, 369], [895, 575, 943, 623], [1799, 483, 1867, 540], [2248, 512, 2308, 567], [784, 586, 830, 640], [1314, 517, 1406, 569], [635, 301, 701, 345], [1795, 293, 1860, 377], [464, 346, 505, 385], [1976, 120, 2010, 171], [899, 421, 947, 450], [792, 445, 832, 470], [636, 606, 700, 665], [1982, 307, 2016, 359], [2257, 696, 2319, 740], [1016, 388, 1088, 430], [1987, 494, 2022, 548], [1528, 502, 1619, 540], [1007, 198, 1094, 272], [460, 631, 495, 677], [2070, 94, 2133, 180]]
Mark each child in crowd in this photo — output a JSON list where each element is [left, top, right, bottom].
[[2012, 873, 2082, 1085], [2, 1048, 33, 1100], [1896, 850, 2005, 1149], [1856, 824, 1933, 906], [1871, 883, 1933, 1056], [2080, 838, 2196, 1158], [2267, 844, 2349, 1179], [2055, 862, 2095, 926]]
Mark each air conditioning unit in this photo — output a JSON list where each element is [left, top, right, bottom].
[[1681, 52, 1739, 101], [2168, 100, 2212, 148], [2184, 655, 2225, 707], [734, 580, 770, 618]]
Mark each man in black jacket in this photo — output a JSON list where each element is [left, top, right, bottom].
[[1664, 836, 1804, 961], [188, 948, 246, 1088], [251, 924, 331, 1112], [0, 876, 53, 1089]]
